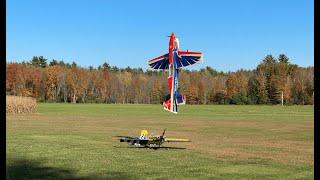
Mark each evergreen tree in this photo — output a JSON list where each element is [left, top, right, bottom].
[[49, 59, 58, 66], [30, 56, 47, 68], [278, 54, 289, 64], [247, 77, 260, 104], [102, 62, 111, 70]]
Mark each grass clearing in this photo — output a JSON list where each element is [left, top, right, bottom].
[[7, 104, 314, 179]]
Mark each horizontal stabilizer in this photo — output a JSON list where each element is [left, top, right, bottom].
[[165, 138, 191, 142]]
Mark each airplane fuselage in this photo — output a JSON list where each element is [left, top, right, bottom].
[[168, 33, 180, 113]]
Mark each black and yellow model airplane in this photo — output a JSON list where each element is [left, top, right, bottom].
[[117, 129, 190, 148]]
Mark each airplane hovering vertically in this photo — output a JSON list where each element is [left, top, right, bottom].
[[148, 33, 203, 113]]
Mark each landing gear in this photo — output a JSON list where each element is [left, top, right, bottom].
[[149, 144, 157, 148]]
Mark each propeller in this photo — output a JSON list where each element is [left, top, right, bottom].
[[158, 128, 166, 147], [167, 33, 178, 38], [161, 128, 166, 137]]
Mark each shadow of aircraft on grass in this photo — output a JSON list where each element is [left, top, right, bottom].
[[6, 159, 137, 180], [113, 145, 186, 150]]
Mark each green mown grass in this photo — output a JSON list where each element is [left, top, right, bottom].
[[7, 104, 314, 179]]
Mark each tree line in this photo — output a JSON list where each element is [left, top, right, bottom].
[[6, 54, 314, 105]]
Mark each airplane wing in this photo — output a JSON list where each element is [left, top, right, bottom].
[[114, 136, 135, 139], [148, 53, 170, 70], [176, 51, 202, 68], [119, 137, 149, 145], [165, 138, 191, 142]]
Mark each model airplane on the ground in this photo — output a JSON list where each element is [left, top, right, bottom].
[[148, 33, 203, 114], [117, 129, 190, 149]]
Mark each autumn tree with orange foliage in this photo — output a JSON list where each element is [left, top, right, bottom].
[[6, 54, 313, 105]]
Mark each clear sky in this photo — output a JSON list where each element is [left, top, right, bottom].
[[6, 0, 314, 72]]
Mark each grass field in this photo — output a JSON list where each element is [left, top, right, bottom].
[[6, 104, 314, 179]]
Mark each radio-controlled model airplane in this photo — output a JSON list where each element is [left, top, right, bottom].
[[117, 129, 190, 149], [148, 33, 203, 113]]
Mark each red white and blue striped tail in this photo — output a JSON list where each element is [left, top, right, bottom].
[[176, 51, 202, 68], [148, 53, 169, 70]]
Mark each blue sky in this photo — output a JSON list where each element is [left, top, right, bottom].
[[6, 0, 314, 71]]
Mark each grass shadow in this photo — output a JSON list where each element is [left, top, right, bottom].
[[7, 159, 137, 180]]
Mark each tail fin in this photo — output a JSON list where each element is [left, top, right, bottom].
[[163, 94, 171, 112], [163, 92, 185, 112]]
